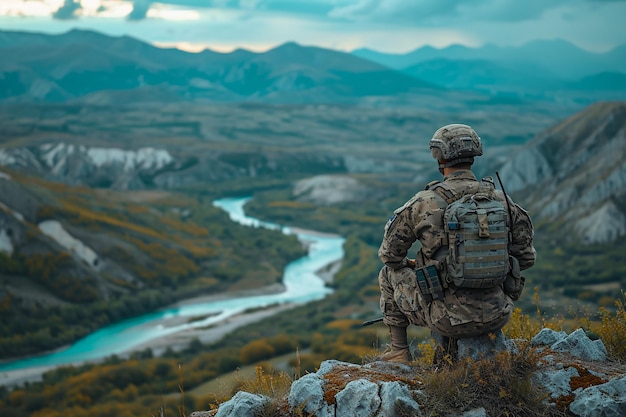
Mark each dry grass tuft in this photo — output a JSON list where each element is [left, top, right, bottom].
[[419, 349, 566, 417], [589, 290, 626, 362], [239, 366, 294, 399]]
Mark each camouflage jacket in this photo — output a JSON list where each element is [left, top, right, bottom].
[[378, 170, 536, 272]]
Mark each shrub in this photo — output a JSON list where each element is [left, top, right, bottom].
[[590, 291, 626, 361], [240, 339, 276, 364]]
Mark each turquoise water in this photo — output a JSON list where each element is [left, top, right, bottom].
[[0, 196, 344, 372]]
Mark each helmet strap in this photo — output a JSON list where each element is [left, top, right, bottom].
[[443, 157, 474, 168]]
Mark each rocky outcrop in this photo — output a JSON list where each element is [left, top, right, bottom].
[[499, 101, 626, 243], [293, 175, 372, 206], [0, 143, 176, 190], [200, 328, 626, 417]]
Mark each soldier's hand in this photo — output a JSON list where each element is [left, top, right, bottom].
[[406, 258, 416, 268]]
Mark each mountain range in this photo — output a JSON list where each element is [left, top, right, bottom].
[[0, 29, 434, 105], [353, 39, 626, 79], [354, 40, 626, 101], [0, 29, 625, 108]]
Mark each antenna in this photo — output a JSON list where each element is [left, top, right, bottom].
[[496, 171, 514, 230]]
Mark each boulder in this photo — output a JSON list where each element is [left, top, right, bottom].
[[457, 329, 511, 361], [378, 381, 422, 417], [550, 328, 607, 361], [569, 375, 626, 417], [288, 372, 334, 417], [335, 379, 380, 417], [214, 391, 268, 417]]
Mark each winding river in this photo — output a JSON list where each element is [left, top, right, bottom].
[[0, 196, 344, 375]]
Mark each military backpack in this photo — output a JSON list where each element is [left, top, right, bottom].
[[428, 178, 510, 290]]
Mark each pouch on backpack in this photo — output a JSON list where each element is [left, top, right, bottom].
[[504, 255, 524, 301], [432, 181, 510, 289]]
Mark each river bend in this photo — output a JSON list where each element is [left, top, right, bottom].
[[0, 196, 344, 374]]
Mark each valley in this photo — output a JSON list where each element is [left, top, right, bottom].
[[0, 29, 624, 417]]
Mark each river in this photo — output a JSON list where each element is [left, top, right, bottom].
[[0, 196, 344, 378]]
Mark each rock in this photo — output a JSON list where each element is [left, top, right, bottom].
[[335, 379, 380, 417], [318, 359, 359, 376], [215, 391, 268, 417], [531, 328, 568, 346], [378, 381, 422, 417], [457, 329, 510, 361], [200, 330, 626, 417], [569, 375, 626, 417], [550, 328, 608, 361], [532, 366, 580, 399], [293, 175, 369, 205], [288, 373, 334, 417]]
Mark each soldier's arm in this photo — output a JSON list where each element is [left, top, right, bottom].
[[378, 204, 417, 270], [509, 201, 536, 271]]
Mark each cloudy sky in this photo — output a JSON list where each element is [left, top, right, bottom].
[[0, 0, 624, 53]]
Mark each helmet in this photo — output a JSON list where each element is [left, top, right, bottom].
[[429, 124, 482, 170]]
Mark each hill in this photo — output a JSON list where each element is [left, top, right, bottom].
[[352, 39, 626, 78], [500, 101, 626, 244], [0, 168, 306, 359], [353, 40, 626, 104], [0, 29, 439, 105]]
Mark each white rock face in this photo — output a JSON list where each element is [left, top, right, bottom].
[[39, 143, 174, 172], [288, 373, 334, 417], [569, 376, 626, 417], [38, 220, 100, 269], [335, 379, 381, 417], [293, 175, 368, 205], [0, 147, 43, 169], [497, 105, 626, 243], [575, 201, 626, 244], [498, 146, 552, 193]]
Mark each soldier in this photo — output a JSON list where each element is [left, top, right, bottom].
[[377, 124, 536, 364]]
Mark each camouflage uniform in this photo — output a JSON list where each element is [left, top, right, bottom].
[[378, 170, 536, 338]]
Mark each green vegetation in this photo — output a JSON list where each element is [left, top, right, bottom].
[[0, 175, 306, 359]]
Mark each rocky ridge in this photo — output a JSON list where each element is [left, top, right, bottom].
[[194, 328, 626, 417], [0, 143, 176, 190], [500, 101, 626, 243], [0, 140, 348, 191]]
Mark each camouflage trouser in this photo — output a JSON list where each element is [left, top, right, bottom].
[[378, 265, 514, 338]]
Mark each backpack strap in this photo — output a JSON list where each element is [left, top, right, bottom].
[[426, 181, 460, 205]]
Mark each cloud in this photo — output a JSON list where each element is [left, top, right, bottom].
[[53, 0, 82, 20], [327, 0, 576, 24]]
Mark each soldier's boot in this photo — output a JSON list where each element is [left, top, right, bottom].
[[379, 346, 413, 364], [379, 325, 413, 364], [431, 331, 458, 367]]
